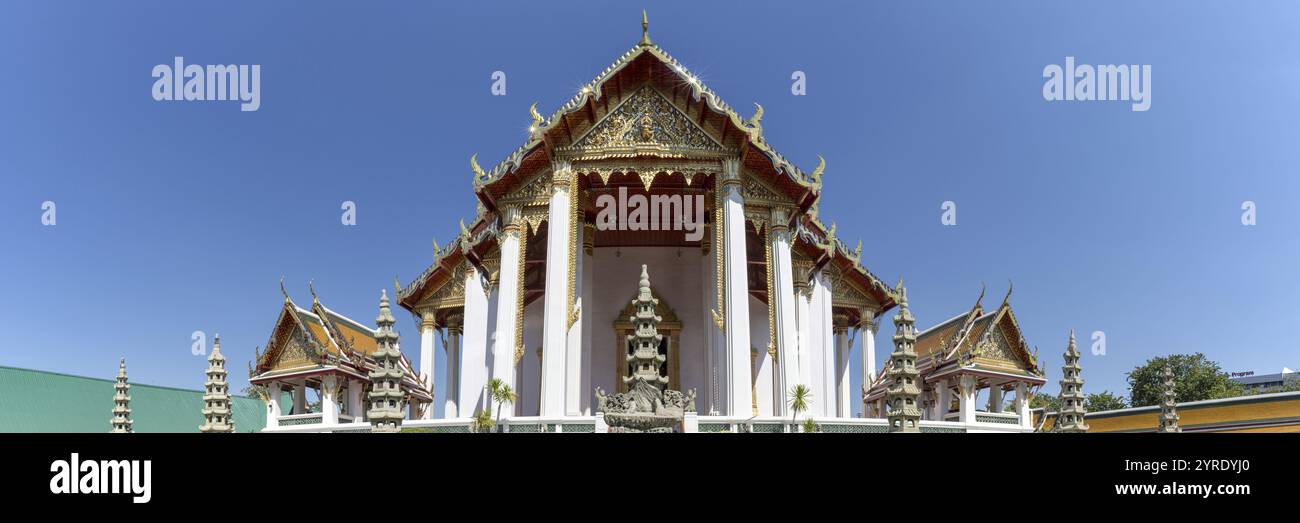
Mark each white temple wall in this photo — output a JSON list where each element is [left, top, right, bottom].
[[750, 295, 773, 417], [518, 298, 545, 416], [588, 247, 707, 401]]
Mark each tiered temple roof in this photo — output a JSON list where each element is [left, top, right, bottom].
[[866, 286, 1045, 402], [396, 12, 896, 319], [248, 281, 430, 404]]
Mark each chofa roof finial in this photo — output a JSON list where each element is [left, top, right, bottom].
[[639, 10, 652, 47]]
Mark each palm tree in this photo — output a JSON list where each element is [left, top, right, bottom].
[[486, 378, 517, 432], [787, 384, 812, 433], [470, 408, 495, 433]]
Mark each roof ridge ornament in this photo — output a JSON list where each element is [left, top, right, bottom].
[[639, 10, 652, 47], [279, 275, 290, 303], [529, 102, 544, 132]]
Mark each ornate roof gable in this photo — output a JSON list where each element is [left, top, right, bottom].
[[563, 85, 724, 157]]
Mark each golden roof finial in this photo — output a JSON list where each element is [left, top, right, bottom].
[[529, 102, 543, 130], [639, 10, 652, 47], [810, 155, 825, 188], [394, 275, 403, 299], [1001, 279, 1013, 307], [309, 279, 319, 304], [279, 275, 289, 303]]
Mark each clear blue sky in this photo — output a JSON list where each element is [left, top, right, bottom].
[[2, 1, 1297, 408]]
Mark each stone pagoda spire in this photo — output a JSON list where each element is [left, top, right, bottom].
[[1055, 330, 1089, 433], [111, 358, 133, 433], [368, 289, 406, 433], [200, 334, 235, 433], [1157, 364, 1181, 433], [886, 279, 921, 433], [624, 265, 668, 390]]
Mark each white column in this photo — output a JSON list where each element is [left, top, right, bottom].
[[769, 208, 799, 416], [444, 314, 463, 418], [833, 314, 850, 418], [814, 272, 835, 417], [320, 375, 338, 425], [958, 374, 978, 424], [938, 378, 952, 420], [460, 266, 490, 416], [1015, 382, 1032, 429], [491, 206, 524, 418], [346, 381, 363, 422], [702, 224, 723, 414], [292, 380, 306, 415], [265, 382, 282, 429], [720, 158, 752, 416], [794, 274, 814, 413], [419, 311, 437, 419], [859, 316, 877, 417], [580, 224, 594, 415], [564, 221, 585, 416], [539, 162, 572, 418], [989, 383, 1003, 413]]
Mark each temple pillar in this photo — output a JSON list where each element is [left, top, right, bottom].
[[769, 208, 799, 416], [460, 266, 490, 416], [491, 206, 524, 418], [958, 374, 978, 424], [702, 223, 721, 414], [814, 271, 835, 417], [833, 314, 850, 418], [320, 375, 338, 425], [346, 380, 364, 422], [265, 382, 282, 429], [720, 158, 752, 416], [989, 383, 1003, 413], [1015, 382, 1032, 429], [938, 378, 952, 420], [291, 380, 306, 415], [859, 316, 878, 416], [579, 223, 596, 414], [793, 259, 813, 413], [444, 313, 463, 418], [419, 311, 437, 419], [539, 161, 572, 418], [564, 218, 587, 416]]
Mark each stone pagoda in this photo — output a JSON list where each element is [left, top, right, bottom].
[[111, 358, 133, 433], [1055, 330, 1089, 433], [624, 264, 669, 390], [886, 279, 921, 433], [1157, 364, 1181, 433], [595, 265, 695, 432], [200, 334, 235, 433], [368, 289, 407, 433]]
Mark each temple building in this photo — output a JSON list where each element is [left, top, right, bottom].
[[250, 13, 1040, 433]]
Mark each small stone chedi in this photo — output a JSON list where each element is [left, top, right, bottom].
[[368, 290, 407, 433], [595, 265, 695, 432], [200, 334, 236, 433], [1055, 330, 1089, 433], [111, 358, 133, 433], [885, 279, 921, 433], [1157, 364, 1181, 433]]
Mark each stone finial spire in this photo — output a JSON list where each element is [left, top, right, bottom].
[[111, 358, 133, 433], [368, 289, 406, 433], [638, 10, 652, 47], [1157, 364, 1181, 433], [886, 278, 921, 432], [625, 265, 668, 390], [1055, 330, 1089, 433], [200, 334, 235, 433]]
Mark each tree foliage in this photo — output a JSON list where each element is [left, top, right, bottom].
[[1126, 353, 1241, 407], [1029, 392, 1060, 412], [1084, 390, 1128, 412]]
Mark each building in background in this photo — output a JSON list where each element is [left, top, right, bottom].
[[1230, 368, 1296, 393], [0, 365, 266, 433]]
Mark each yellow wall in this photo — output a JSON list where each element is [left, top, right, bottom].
[[1039, 395, 1300, 433]]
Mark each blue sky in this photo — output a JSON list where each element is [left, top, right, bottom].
[[1, 1, 1297, 408]]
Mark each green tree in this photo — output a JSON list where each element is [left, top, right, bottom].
[[1084, 390, 1128, 412], [787, 384, 811, 433], [470, 408, 495, 433], [486, 378, 516, 432], [1029, 392, 1060, 412], [1127, 353, 1242, 407]]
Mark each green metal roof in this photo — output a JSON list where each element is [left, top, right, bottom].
[[0, 365, 268, 433]]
